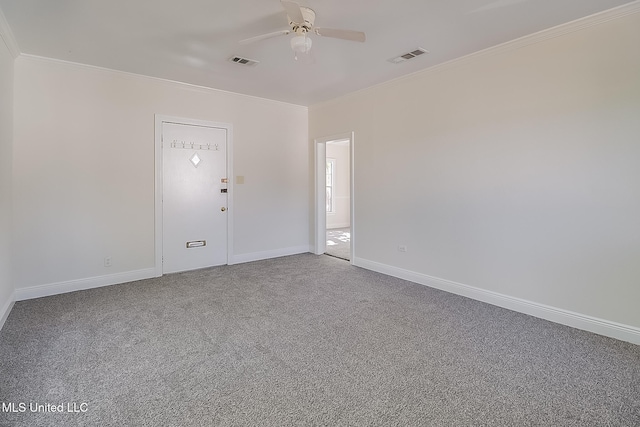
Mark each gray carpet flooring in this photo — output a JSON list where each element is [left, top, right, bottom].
[[325, 228, 350, 261], [1, 254, 639, 426]]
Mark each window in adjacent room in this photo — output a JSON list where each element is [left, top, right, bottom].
[[326, 159, 335, 213]]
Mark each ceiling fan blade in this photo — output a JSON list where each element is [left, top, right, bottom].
[[314, 28, 366, 43], [239, 29, 291, 45], [281, 0, 305, 24]]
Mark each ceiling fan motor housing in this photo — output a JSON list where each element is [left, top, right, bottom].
[[288, 7, 316, 34]]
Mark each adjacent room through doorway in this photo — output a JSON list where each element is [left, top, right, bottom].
[[324, 138, 351, 261], [325, 227, 350, 260], [314, 133, 354, 262]]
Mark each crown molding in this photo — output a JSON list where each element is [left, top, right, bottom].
[[312, 0, 640, 109], [440, 0, 640, 71], [17, 54, 308, 111], [0, 7, 20, 59]]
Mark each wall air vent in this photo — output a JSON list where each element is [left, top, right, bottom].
[[388, 48, 429, 64], [228, 56, 259, 66]]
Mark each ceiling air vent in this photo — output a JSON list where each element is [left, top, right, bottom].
[[388, 48, 429, 64], [228, 56, 259, 66]]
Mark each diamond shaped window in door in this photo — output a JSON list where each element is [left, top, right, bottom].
[[189, 153, 201, 168]]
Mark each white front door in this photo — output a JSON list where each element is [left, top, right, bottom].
[[162, 122, 228, 273]]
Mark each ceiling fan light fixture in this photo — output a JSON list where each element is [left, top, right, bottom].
[[290, 35, 312, 54]]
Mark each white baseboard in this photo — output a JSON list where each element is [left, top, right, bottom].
[[12, 245, 310, 300], [0, 291, 15, 331], [327, 223, 351, 230], [230, 246, 309, 265], [353, 257, 640, 345], [14, 268, 157, 301]]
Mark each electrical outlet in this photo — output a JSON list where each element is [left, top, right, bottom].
[[398, 245, 407, 252], [104, 256, 112, 267]]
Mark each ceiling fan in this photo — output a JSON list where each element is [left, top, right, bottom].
[[240, 0, 366, 60]]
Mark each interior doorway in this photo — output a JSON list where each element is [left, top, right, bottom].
[[325, 139, 351, 260], [314, 132, 354, 263]]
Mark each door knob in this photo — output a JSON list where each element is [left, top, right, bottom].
[[221, 207, 227, 212]]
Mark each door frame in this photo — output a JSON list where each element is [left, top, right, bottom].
[[154, 115, 234, 277], [314, 132, 354, 263]]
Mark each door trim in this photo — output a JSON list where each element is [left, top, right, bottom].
[[154, 115, 234, 276], [314, 132, 354, 263]]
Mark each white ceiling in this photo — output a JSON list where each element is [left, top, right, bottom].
[[0, 0, 635, 106]]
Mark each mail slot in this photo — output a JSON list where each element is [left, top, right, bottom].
[[186, 240, 206, 248]]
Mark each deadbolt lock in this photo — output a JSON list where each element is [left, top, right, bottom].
[[221, 207, 227, 212]]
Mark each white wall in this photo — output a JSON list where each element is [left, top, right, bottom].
[[0, 19, 15, 327], [13, 56, 308, 294], [309, 11, 640, 340], [326, 143, 350, 229]]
